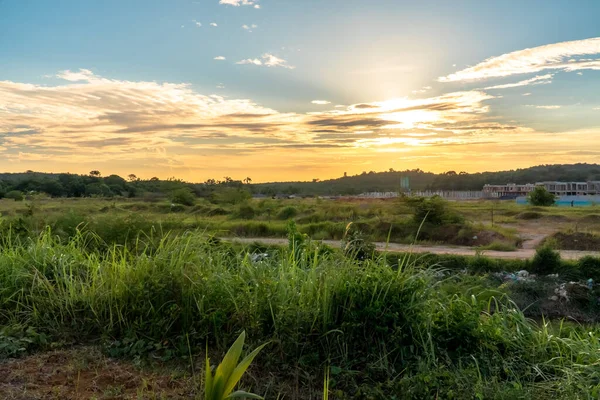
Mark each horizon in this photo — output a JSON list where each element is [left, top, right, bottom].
[[1, 1, 599, 182], [3, 162, 600, 185]]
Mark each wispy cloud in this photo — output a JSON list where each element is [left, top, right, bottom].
[[192, 20, 202, 27], [522, 93, 532, 96], [312, 100, 331, 105], [214, 56, 226, 60], [439, 37, 600, 82], [210, 22, 218, 27], [483, 74, 553, 90], [527, 105, 562, 109], [220, 0, 256, 6], [236, 58, 263, 66], [412, 86, 433, 94], [237, 54, 295, 69]]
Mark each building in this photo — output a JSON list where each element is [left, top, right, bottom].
[[482, 183, 536, 199], [483, 181, 600, 198]]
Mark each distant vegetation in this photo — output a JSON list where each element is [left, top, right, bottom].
[[1, 163, 599, 199]]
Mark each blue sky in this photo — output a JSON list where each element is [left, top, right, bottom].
[[1, 0, 599, 181]]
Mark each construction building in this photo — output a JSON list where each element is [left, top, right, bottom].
[[483, 181, 600, 198]]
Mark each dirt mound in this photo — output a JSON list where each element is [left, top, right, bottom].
[[516, 211, 542, 220], [544, 214, 569, 222], [550, 231, 600, 251], [584, 214, 600, 222]]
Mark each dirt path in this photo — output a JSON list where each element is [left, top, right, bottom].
[[226, 237, 600, 260]]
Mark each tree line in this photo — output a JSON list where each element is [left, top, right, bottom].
[[1, 163, 600, 200]]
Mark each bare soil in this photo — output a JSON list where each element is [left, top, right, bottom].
[[0, 347, 195, 399]]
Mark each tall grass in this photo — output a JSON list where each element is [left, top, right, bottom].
[[0, 228, 598, 397]]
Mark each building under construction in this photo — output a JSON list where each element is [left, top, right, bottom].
[[483, 181, 600, 198]]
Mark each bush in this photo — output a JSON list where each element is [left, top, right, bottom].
[[530, 245, 562, 274], [578, 256, 600, 281], [235, 203, 256, 219], [528, 186, 556, 206], [406, 196, 463, 226], [171, 188, 196, 206], [5, 190, 24, 201], [277, 206, 298, 220]]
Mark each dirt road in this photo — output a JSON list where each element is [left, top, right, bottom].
[[226, 237, 599, 260]]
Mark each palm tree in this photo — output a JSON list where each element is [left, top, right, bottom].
[[243, 177, 252, 184]]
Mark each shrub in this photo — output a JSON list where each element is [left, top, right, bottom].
[[528, 186, 556, 206], [406, 196, 463, 226], [171, 188, 196, 206], [277, 206, 298, 220], [578, 256, 600, 281], [235, 204, 256, 219], [530, 245, 562, 274], [5, 190, 24, 201]]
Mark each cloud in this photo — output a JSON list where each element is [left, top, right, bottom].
[[527, 105, 562, 109], [254, 4, 260, 8], [439, 37, 600, 82], [210, 22, 218, 27], [236, 58, 263, 66], [522, 93, 532, 96], [220, 0, 256, 6], [242, 24, 257, 31], [412, 86, 433, 94], [192, 20, 202, 27], [237, 54, 295, 69], [214, 56, 226, 60], [56, 69, 96, 82], [312, 100, 331, 105], [6, 68, 595, 181], [483, 74, 553, 90]]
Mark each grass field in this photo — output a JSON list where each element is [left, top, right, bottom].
[[1, 196, 600, 398]]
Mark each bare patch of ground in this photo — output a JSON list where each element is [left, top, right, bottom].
[[0, 347, 195, 399]]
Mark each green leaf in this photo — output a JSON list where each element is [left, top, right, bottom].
[[215, 331, 246, 385], [204, 351, 213, 400], [223, 341, 269, 395], [227, 390, 263, 399]]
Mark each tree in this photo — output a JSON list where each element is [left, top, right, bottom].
[[89, 170, 101, 177], [128, 174, 137, 182], [243, 177, 252, 184], [528, 186, 556, 206]]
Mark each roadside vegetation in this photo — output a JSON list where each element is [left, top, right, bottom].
[[0, 211, 600, 398]]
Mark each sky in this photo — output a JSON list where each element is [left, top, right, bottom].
[[1, 0, 600, 183]]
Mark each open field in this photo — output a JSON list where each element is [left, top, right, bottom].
[[1, 196, 600, 250], [1, 196, 600, 398]]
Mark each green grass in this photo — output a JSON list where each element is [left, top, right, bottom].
[[0, 224, 599, 398]]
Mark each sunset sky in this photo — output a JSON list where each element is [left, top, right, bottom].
[[1, 0, 600, 182]]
